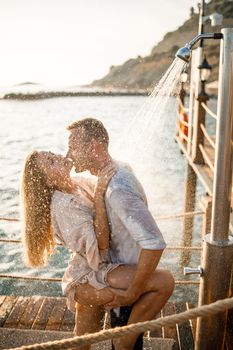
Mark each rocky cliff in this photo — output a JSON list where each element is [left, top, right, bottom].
[[91, 0, 233, 90]]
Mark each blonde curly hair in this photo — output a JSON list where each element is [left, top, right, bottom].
[[21, 151, 55, 267]]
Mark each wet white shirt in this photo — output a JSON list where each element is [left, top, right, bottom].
[[106, 162, 166, 265], [51, 182, 120, 311]]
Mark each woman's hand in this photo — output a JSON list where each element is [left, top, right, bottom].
[[104, 288, 139, 309], [95, 163, 116, 196], [93, 162, 115, 251]]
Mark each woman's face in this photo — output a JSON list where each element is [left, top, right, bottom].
[[36, 151, 73, 188]]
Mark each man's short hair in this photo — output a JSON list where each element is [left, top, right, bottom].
[[67, 118, 109, 146]]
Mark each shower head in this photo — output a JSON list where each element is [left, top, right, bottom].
[[175, 32, 223, 63], [175, 44, 191, 63]]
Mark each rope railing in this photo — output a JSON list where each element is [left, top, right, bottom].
[[201, 102, 217, 120], [156, 210, 204, 220], [0, 238, 22, 243], [7, 296, 233, 350], [0, 217, 20, 222], [0, 239, 202, 251], [0, 210, 203, 285], [200, 123, 216, 150], [0, 238, 63, 246], [199, 144, 215, 173], [0, 273, 200, 285], [0, 210, 204, 224], [166, 246, 201, 250], [0, 274, 62, 282]]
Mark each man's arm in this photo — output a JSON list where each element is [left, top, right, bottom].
[[106, 249, 163, 308], [108, 187, 166, 251], [105, 188, 166, 307], [125, 249, 163, 299]]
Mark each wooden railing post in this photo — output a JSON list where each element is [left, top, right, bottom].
[[199, 195, 212, 237], [192, 90, 209, 164], [181, 164, 197, 266]]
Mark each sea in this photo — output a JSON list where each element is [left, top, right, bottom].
[[0, 94, 217, 302]]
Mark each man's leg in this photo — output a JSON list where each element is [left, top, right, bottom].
[[74, 303, 105, 350], [74, 268, 174, 350], [110, 306, 143, 350], [112, 271, 174, 350]]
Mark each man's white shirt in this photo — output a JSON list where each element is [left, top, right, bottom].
[[105, 162, 166, 265]]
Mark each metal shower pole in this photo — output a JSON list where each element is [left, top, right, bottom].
[[195, 28, 233, 350]]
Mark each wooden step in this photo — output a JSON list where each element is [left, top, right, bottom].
[[0, 328, 176, 350], [0, 328, 73, 350]]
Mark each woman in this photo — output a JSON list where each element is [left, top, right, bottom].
[[21, 150, 174, 350], [21, 150, 118, 302]]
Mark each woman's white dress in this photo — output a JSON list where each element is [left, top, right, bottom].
[[51, 183, 119, 311]]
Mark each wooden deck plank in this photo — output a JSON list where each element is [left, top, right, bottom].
[[60, 307, 75, 332], [174, 303, 194, 350], [203, 142, 215, 164], [0, 296, 6, 308], [31, 297, 56, 330], [45, 297, 67, 331], [0, 296, 18, 327], [3, 296, 30, 329], [17, 296, 44, 329], [162, 302, 179, 350], [186, 303, 196, 340], [149, 311, 163, 338]]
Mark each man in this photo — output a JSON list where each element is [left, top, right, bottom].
[[67, 118, 174, 350]]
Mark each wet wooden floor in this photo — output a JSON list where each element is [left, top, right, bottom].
[[0, 295, 74, 332], [0, 295, 196, 350]]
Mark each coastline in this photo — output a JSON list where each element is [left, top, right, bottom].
[[1, 90, 149, 100]]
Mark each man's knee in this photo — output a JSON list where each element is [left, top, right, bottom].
[[150, 269, 175, 296], [160, 270, 175, 297]]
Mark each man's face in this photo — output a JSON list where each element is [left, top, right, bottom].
[[67, 128, 92, 173]]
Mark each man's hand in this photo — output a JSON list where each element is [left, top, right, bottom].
[[105, 288, 139, 309], [105, 250, 163, 309], [95, 163, 116, 195]]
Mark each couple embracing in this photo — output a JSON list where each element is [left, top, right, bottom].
[[21, 118, 174, 350]]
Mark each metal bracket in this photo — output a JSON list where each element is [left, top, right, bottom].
[[183, 266, 203, 276]]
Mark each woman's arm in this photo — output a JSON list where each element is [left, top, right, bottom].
[[93, 163, 115, 251]]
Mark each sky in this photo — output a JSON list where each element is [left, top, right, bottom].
[[0, 0, 199, 86]]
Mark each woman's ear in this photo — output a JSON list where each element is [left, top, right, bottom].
[[90, 139, 100, 158], [46, 177, 53, 188]]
